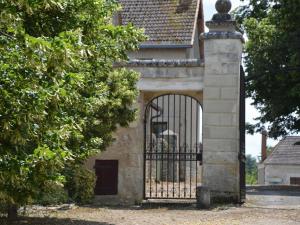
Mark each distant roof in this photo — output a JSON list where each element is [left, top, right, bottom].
[[119, 0, 201, 46], [265, 136, 300, 165]]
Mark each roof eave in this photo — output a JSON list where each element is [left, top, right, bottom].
[[139, 44, 193, 49], [190, 0, 201, 47]]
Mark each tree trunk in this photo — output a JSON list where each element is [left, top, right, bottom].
[[7, 204, 18, 221]]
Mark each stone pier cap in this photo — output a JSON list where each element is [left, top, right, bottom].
[[200, 0, 244, 42]]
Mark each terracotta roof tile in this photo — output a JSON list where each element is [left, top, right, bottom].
[[119, 0, 200, 45]]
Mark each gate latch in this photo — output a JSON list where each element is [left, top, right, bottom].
[[196, 153, 202, 162]]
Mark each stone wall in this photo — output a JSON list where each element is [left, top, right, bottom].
[[85, 90, 204, 205], [85, 94, 145, 205], [127, 27, 201, 60], [265, 164, 300, 185], [202, 37, 243, 202], [128, 48, 187, 60], [129, 60, 205, 92], [257, 163, 265, 185]]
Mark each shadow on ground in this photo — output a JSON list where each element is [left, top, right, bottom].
[[247, 190, 300, 196], [83, 202, 239, 211], [0, 217, 115, 225], [84, 203, 200, 211]]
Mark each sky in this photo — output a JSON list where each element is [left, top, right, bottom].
[[203, 0, 279, 158]]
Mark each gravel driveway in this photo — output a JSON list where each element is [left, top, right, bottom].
[[1, 189, 300, 225]]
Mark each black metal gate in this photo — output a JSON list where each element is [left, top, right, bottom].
[[239, 66, 246, 202], [143, 94, 202, 199]]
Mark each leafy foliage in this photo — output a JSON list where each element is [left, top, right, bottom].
[[35, 183, 68, 206], [235, 0, 300, 138], [0, 0, 145, 216], [246, 154, 257, 185], [64, 164, 96, 204]]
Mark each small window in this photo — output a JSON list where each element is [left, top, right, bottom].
[[294, 141, 300, 146], [94, 160, 118, 195]]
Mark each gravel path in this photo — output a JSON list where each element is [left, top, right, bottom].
[[1, 205, 300, 225], [1, 190, 300, 225]]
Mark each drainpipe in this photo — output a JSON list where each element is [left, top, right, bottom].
[[148, 102, 163, 136], [150, 102, 163, 124], [261, 129, 268, 162]]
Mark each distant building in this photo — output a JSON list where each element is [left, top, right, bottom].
[[258, 136, 300, 185]]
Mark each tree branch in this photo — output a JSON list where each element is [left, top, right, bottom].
[[0, 31, 16, 40]]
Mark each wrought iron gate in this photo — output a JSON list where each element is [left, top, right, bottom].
[[143, 94, 202, 199]]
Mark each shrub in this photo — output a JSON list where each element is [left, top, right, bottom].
[[246, 173, 257, 185], [64, 165, 96, 204], [0, 0, 144, 219], [0, 192, 8, 215], [35, 182, 68, 206]]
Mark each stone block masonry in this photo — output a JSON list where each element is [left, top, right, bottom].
[[201, 0, 244, 204]]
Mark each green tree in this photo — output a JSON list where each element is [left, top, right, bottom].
[[0, 0, 145, 220], [235, 0, 300, 138], [246, 154, 257, 185]]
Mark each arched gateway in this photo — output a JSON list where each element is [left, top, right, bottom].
[[85, 0, 245, 206], [144, 94, 203, 199]]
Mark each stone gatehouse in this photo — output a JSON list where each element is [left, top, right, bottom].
[[85, 0, 245, 205]]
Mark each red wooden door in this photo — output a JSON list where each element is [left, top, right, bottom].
[[94, 160, 118, 195]]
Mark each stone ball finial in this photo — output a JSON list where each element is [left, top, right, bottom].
[[215, 0, 232, 14]]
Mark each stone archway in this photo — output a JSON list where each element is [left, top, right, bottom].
[[143, 94, 203, 199]]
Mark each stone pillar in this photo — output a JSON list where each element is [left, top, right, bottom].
[[201, 0, 244, 204]]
